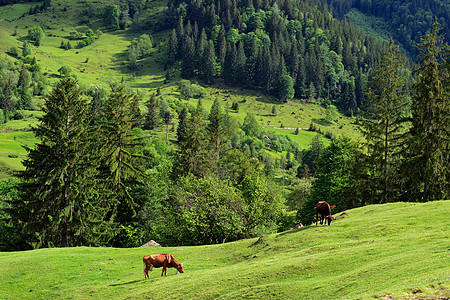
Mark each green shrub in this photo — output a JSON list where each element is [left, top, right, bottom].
[[22, 42, 32, 57], [9, 46, 19, 57]]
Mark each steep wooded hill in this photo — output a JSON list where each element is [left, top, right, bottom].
[[164, 0, 384, 114], [323, 0, 450, 56]]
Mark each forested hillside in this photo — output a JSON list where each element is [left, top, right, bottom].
[[323, 0, 450, 56], [165, 0, 384, 115]]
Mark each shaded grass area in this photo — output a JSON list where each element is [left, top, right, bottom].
[[0, 201, 448, 299], [0, 2, 40, 21]]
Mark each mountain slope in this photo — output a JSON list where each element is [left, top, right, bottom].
[[0, 201, 448, 299], [323, 0, 450, 57]]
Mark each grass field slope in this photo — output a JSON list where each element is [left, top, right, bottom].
[[0, 201, 449, 299]]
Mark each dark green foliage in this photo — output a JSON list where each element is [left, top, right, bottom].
[[181, 36, 195, 78], [207, 98, 228, 174], [9, 46, 19, 57], [405, 22, 450, 202], [297, 137, 360, 225], [176, 107, 188, 143], [0, 178, 26, 251], [27, 25, 44, 46], [25, 0, 51, 15], [98, 86, 147, 223], [168, 0, 382, 102], [76, 29, 98, 49], [103, 4, 120, 30], [16, 78, 112, 248], [18, 64, 30, 91], [323, 0, 450, 56], [359, 39, 410, 204], [168, 29, 178, 63], [57, 65, 71, 78], [143, 94, 159, 130], [172, 99, 209, 178], [201, 40, 216, 83], [86, 84, 108, 123]]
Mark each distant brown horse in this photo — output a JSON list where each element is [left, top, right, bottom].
[[316, 201, 336, 226], [143, 253, 184, 279]]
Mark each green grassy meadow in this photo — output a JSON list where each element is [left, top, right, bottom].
[[0, 201, 449, 299]]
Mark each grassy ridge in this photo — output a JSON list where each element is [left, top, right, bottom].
[[0, 201, 448, 299]]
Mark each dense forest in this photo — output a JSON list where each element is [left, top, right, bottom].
[[323, 0, 450, 55], [164, 0, 384, 115], [0, 0, 448, 251]]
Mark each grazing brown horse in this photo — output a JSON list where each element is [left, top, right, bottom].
[[143, 253, 184, 279]]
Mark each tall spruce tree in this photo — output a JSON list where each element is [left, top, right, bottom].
[[168, 29, 178, 63], [217, 24, 227, 69], [360, 39, 409, 203], [407, 22, 450, 202], [208, 98, 227, 174], [202, 40, 216, 83], [17, 78, 111, 248], [99, 86, 147, 222], [181, 36, 196, 79], [176, 107, 189, 144], [172, 99, 209, 179], [143, 94, 159, 130]]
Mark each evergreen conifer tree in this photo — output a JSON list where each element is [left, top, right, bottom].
[[359, 39, 409, 203], [406, 22, 450, 202], [98, 86, 147, 222], [172, 100, 209, 179], [177, 107, 188, 144], [181, 36, 196, 78], [208, 98, 227, 174], [144, 94, 159, 130], [17, 78, 111, 248], [202, 40, 216, 83]]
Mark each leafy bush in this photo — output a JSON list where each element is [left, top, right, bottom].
[[28, 25, 44, 46], [22, 42, 32, 57], [168, 175, 245, 245], [69, 30, 83, 40], [178, 80, 206, 99], [9, 46, 19, 57], [115, 224, 146, 248]]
